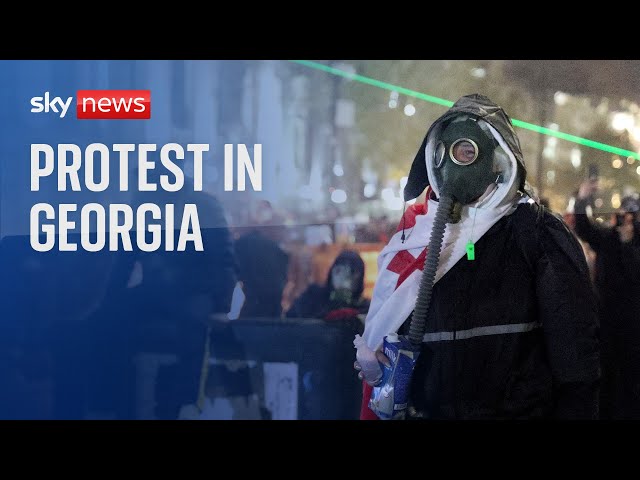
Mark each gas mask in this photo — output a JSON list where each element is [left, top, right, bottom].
[[432, 117, 499, 206]]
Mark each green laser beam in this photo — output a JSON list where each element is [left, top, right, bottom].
[[290, 59, 640, 161]]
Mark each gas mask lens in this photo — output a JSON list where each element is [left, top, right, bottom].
[[434, 141, 446, 168], [450, 138, 479, 165]]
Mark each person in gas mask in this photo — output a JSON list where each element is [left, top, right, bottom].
[[570, 180, 640, 419], [286, 250, 369, 325], [355, 94, 600, 420]]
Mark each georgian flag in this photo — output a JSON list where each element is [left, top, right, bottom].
[[359, 188, 527, 420]]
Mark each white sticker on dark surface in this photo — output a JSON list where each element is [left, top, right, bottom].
[[263, 362, 298, 420]]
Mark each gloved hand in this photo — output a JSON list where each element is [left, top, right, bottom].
[[353, 350, 391, 386]]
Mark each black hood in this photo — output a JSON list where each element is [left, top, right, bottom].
[[404, 94, 527, 201]]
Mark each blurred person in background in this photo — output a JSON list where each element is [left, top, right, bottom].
[[571, 178, 640, 419], [248, 199, 288, 245], [234, 229, 290, 318], [356, 94, 600, 420], [286, 249, 369, 327]]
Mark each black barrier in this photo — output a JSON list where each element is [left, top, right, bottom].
[[136, 317, 364, 420]]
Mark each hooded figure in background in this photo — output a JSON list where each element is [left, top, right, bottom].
[[286, 250, 369, 325], [234, 229, 289, 318], [356, 94, 600, 420]]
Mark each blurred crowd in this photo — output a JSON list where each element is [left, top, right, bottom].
[[229, 199, 394, 319], [225, 179, 640, 420], [2, 174, 639, 420]]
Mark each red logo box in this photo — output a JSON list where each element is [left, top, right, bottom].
[[76, 90, 151, 119]]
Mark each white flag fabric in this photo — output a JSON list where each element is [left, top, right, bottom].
[[362, 188, 529, 351]]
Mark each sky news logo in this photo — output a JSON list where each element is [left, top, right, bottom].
[[30, 90, 151, 119]]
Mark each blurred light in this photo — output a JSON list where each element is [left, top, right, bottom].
[[554, 91, 569, 106], [637, 165, 640, 175], [543, 137, 557, 159], [390, 91, 399, 101], [364, 183, 376, 198], [627, 156, 636, 165], [404, 104, 416, 116], [361, 161, 377, 183], [381, 187, 395, 201], [596, 99, 609, 115], [546, 170, 556, 185], [470, 67, 486, 79], [595, 198, 604, 208], [611, 112, 634, 132], [291, 60, 640, 161], [333, 164, 344, 176], [571, 148, 582, 169], [388, 99, 398, 109], [333, 62, 356, 80], [400, 176, 408, 190], [385, 197, 404, 211], [353, 212, 368, 222], [548, 123, 559, 131], [331, 189, 347, 204], [632, 127, 640, 142], [612, 157, 623, 169], [611, 193, 621, 209]]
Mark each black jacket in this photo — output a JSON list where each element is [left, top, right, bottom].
[[400, 202, 600, 419]]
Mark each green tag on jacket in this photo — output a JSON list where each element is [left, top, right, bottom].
[[466, 241, 475, 261]]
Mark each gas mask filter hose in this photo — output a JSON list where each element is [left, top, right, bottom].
[[408, 193, 454, 346]]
